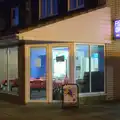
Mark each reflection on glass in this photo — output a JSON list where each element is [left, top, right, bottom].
[[75, 45, 90, 93], [8, 47, 18, 94], [30, 48, 46, 100], [52, 47, 69, 100], [0, 47, 18, 95], [70, 0, 77, 9], [0, 49, 7, 92], [90, 45, 104, 92], [40, 0, 58, 18]]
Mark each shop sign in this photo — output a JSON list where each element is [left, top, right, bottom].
[[114, 20, 120, 39], [62, 84, 79, 108]]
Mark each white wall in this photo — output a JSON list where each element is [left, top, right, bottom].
[[19, 7, 111, 44]]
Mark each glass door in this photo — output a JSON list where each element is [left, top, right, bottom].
[[26, 43, 74, 103], [50, 44, 73, 101], [29, 45, 48, 101]]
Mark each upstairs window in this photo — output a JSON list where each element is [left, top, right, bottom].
[[11, 7, 19, 26], [68, 0, 84, 11], [39, 0, 58, 19]]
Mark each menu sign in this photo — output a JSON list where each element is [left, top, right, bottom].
[[62, 84, 78, 108], [114, 20, 120, 39]]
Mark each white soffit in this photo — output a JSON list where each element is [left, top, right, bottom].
[[18, 7, 111, 43]]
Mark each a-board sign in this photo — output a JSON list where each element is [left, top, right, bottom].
[[62, 84, 79, 108]]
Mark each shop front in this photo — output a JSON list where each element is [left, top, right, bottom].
[[24, 43, 74, 103], [23, 43, 105, 103], [22, 42, 105, 103], [0, 7, 111, 104], [0, 41, 105, 104]]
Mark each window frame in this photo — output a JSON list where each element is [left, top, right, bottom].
[[11, 7, 19, 27], [74, 43, 105, 96], [68, 0, 84, 11], [39, 0, 58, 19]]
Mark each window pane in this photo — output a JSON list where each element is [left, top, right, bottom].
[[0, 49, 7, 92], [8, 47, 18, 94], [47, 0, 51, 16], [30, 48, 47, 100], [75, 45, 90, 93], [78, 0, 84, 7], [52, 0, 58, 15], [40, 0, 58, 18], [90, 45, 104, 92], [11, 7, 19, 26], [14, 7, 19, 25], [41, 0, 47, 18], [52, 47, 70, 100], [70, 0, 77, 10]]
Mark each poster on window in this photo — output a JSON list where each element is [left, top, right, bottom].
[[35, 58, 41, 67], [62, 84, 79, 108]]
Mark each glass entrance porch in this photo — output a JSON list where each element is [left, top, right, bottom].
[[0, 42, 105, 104], [26, 43, 73, 102], [22, 42, 105, 103]]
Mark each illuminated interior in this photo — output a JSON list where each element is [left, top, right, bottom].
[[0, 44, 104, 101], [52, 47, 69, 79], [75, 45, 104, 93], [52, 47, 69, 100], [29, 47, 70, 100]]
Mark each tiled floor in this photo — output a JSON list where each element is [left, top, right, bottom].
[[0, 101, 120, 120]]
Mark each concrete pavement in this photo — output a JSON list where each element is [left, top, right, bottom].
[[0, 101, 120, 120]]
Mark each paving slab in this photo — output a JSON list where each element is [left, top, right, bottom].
[[0, 101, 120, 120]]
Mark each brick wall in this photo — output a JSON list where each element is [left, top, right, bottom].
[[106, 41, 120, 100], [105, 0, 120, 100]]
